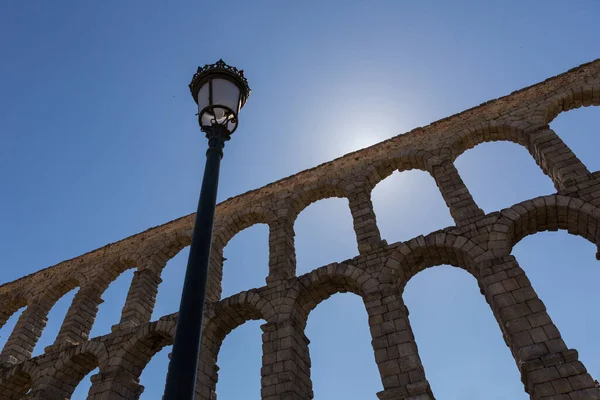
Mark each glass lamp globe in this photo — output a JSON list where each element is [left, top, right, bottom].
[[189, 59, 251, 135]]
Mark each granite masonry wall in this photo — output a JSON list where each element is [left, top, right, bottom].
[[1, 59, 600, 399]]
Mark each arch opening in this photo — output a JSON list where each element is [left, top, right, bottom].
[[455, 141, 555, 214], [50, 352, 99, 399], [139, 345, 172, 399], [489, 195, 600, 257], [90, 268, 135, 338], [0, 304, 26, 353], [107, 320, 174, 398], [542, 88, 600, 126], [71, 366, 99, 399], [32, 286, 78, 356], [216, 320, 264, 400], [221, 223, 269, 298], [294, 197, 358, 276], [372, 169, 454, 244], [512, 231, 600, 380], [549, 105, 600, 173], [306, 292, 382, 398], [202, 294, 270, 400], [403, 265, 528, 399], [153, 246, 190, 320]]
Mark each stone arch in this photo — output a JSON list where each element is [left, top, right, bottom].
[[0, 296, 27, 330], [34, 276, 81, 310], [525, 86, 600, 189], [531, 84, 600, 126], [76, 257, 138, 302], [52, 258, 138, 346], [476, 255, 598, 399], [84, 317, 176, 399], [360, 149, 440, 192], [477, 194, 600, 397], [287, 180, 359, 279], [60, 256, 139, 302], [384, 231, 488, 288], [87, 256, 139, 287], [198, 291, 275, 400], [288, 263, 436, 399], [288, 178, 352, 220], [288, 262, 377, 325], [213, 207, 277, 247], [0, 277, 83, 363], [289, 170, 385, 259], [384, 233, 538, 399], [213, 207, 277, 292], [41, 341, 108, 399], [488, 195, 600, 257], [202, 290, 275, 351], [450, 120, 590, 189], [364, 148, 483, 226], [113, 318, 176, 380], [145, 207, 277, 304], [442, 121, 530, 163], [0, 360, 36, 399], [117, 235, 193, 330], [442, 121, 579, 190], [146, 231, 193, 274], [259, 263, 379, 400]]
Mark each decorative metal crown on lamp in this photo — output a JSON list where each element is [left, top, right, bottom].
[[189, 59, 251, 135]]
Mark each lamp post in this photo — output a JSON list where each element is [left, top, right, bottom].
[[163, 60, 251, 400]]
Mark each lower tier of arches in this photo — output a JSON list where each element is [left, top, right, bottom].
[[3, 198, 600, 399]]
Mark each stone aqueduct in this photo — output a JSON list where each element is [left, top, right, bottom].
[[1, 59, 600, 400]]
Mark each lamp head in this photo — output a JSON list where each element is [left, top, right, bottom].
[[189, 59, 251, 135]]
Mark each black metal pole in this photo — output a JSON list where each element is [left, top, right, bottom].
[[163, 124, 229, 400]]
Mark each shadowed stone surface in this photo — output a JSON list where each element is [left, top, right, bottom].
[[2, 59, 600, 399]]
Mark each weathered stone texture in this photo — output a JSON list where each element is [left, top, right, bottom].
[[1, 59, 600, 399]]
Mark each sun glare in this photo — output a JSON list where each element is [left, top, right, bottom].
[[321, 106, 408, 158], [315, 83, 423, 160]]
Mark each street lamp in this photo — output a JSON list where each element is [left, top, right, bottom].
[[163, 60, 251, 400]]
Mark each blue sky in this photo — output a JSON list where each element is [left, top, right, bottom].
[[1, 1, 599, 399]]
